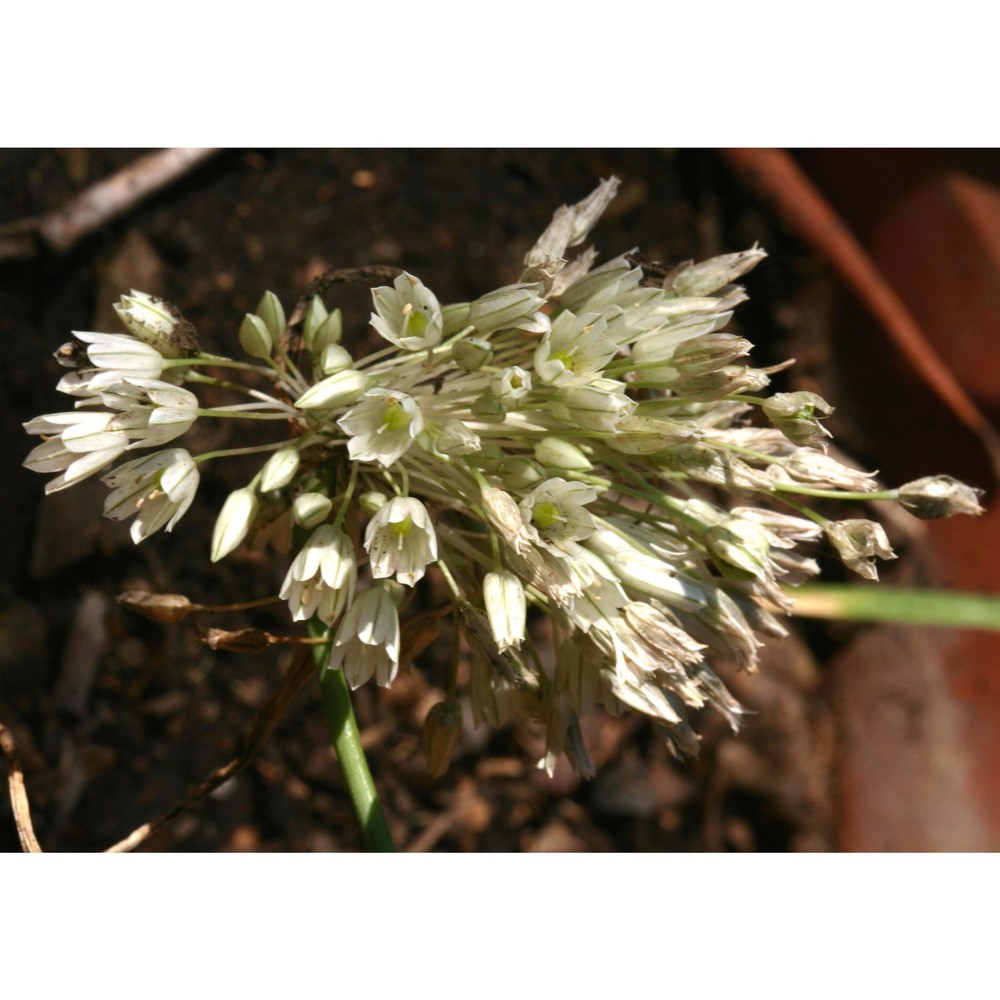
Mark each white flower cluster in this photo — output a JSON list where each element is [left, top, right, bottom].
[[24, 180, 984, 774]]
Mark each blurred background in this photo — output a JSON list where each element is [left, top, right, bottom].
[[1, 148, 998, 852]]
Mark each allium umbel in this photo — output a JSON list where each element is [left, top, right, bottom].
[[23, 179, 985, 776]]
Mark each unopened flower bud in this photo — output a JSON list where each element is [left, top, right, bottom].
[[310, 308, 343, 352], [453, 336, 493, 371], [607, 415, 696, 455], [671, 333, 753, 377], [259, 446, 301, 492], [665, 247, 767, 297], [294, 369, 369, 409], [475, 442, 505, 468], [318, 344, 353, 376], [358, 491, 388, 514], [471, 394, 506, 422], [469, 283, 549, 336], [114, 291, 191, 357], [292, 491, 333, 528], [422, 700, 464, 778], [500, 457, 545, 491], [897, 475, 985, 519], [211, 487, 259, 562], [668, 366, 769, 401], [255, 291, 286, 341], [441, 302, 472, 337], [239, 313, 273, 359], [534, 436, 592, 472], [302, 296, 329, 348]]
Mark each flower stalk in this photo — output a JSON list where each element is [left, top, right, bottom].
[[308, 616, 396, 852]]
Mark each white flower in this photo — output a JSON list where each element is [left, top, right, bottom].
[[533, 310, 617, 386], [469, 283, 550, 336], [102, 449, 199, 543], [23, 410, 130, 493], [74, 331, 167, 380], [520, 477, 599, 553], [114, 291, 186, 357], [483, 569, 526, 652], [293, 369, 368, 410], [338, 388, 423, 467], [280, 525, 357, 625], [557, 253, 643, 313], [328, 585, 401, 689], [489, 366, 532, 405], [364, 496, 438, 586], [553, 377, 636, 432], [211, 487, 259, 562], [585, 528, 705, 611], [101, 377, 199, 448], [24, 409, 127, 452], [370, 272, 443, 351]]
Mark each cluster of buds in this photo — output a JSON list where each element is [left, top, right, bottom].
[[24, 179, 984, 775]]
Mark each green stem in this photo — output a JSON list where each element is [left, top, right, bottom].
[[307, 618, 396, 852], [788, 584, 1000, 632]]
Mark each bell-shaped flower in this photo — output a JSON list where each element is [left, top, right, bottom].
[[338, 388, 423, 467], [483, 569, 526, 652], [490, 366, 532, 406], [102, 449, 199, 543], [101, 377, 199, 448], [519, 477, 599, 553], [23, 410, 130, 493], [328, 584, 401, 689], [364, 496, 438, 586], [533, 310, 617, 386], [74, 331, 167, 382], [280, 525, 357, 625], [552, 377, 635, 432], [370, 272, 443, 351]]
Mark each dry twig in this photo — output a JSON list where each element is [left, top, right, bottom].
[[105, 649, 314, 852], [0, 719, 43, 853], [0, 649, 313, 853], [0, 148, 220, 259]]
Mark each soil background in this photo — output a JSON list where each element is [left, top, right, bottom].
[[1, 149, 996, 852]]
